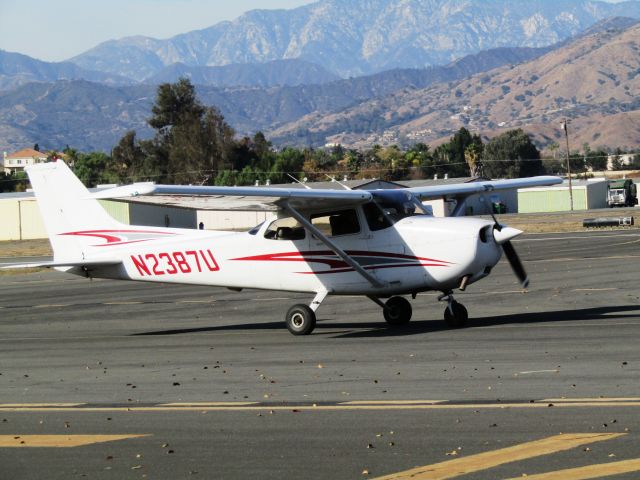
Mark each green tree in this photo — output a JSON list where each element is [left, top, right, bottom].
[[483, 129, 543, 178], [148, 78, 205, 134], [270, 147, 305, 184], [584, 148, 608, 172], [110, 131, 148, 182], [0, 171, 29, 193], [449, 128, 483, 177], [464, 143, 484, 177], [72, 152, 113, 187], [123, 78, 237, 184]]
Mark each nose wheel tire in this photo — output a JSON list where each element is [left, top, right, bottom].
[[383, 296, 412, 326], [444, 301, 468, 328], [285, 304, 316, 335]]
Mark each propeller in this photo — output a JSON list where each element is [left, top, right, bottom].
[[486, 202, 530, 288], [500, 236, 529, 288]]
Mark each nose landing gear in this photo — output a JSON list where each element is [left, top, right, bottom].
[[439, 291, 468, 328]]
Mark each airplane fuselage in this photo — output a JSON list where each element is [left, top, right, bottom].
[[73, 214, 502, 297]]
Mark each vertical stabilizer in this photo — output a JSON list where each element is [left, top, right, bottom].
[[26, 160, 121, 261]]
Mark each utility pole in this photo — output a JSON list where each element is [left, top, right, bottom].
[[561, 119, 574, 211]]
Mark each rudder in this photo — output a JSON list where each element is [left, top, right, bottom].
[[26, 160, 122, 261]]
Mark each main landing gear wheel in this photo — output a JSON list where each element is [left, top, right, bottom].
[[285, 304, 316, 335], [444, 301, 468, 329], [383, 296, 412, 326]]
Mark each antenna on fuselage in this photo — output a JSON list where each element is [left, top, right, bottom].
[[286, 173, 312, 190], [325, 174, 352, 190]]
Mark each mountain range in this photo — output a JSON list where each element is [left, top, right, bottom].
[[0, 50, 130, 91], [69, 0, 640, 79], [268, 18, 640, 150], [0, 52, 342, 91], [0, 2, 639, 155], [0, 42, 560, 153]]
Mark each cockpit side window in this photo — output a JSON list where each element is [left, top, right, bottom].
[[311, 209, 360, 237], [371, 190, 430, 223], [264, 217, 306, 241], [363, 202, 392, 231]]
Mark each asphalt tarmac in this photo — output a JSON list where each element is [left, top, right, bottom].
[[1, 229, 640, 479]]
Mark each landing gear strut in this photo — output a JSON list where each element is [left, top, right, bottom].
[[368, 295, 412, 327], [439, 291, 468, 328], [284, 291, 327, 335]]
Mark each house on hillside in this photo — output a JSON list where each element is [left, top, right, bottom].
[[2, 148, 48, 174]]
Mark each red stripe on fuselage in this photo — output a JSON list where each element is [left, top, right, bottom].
[[231, 250, 452, 273]]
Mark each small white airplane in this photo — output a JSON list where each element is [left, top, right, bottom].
[[9, 160, 561, 335]]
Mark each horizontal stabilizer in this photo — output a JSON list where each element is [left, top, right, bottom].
[[1, 259, 122, 270], [88, 183, 156, 199]]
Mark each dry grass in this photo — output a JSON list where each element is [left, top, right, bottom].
[[0, 239, 52, 258], [491, 207, 639, 234]]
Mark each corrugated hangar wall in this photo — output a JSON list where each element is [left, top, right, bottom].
[[0, 199, 48, 240], [129, 203, 197, 229], [197, 210, 271, 231], [0, 198, 199, 241], [0, 199, 21, 240], [519, 188, 587, 213], [517, 180, 607, 213]]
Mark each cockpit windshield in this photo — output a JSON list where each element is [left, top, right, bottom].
[[366, 190, 431, 227]]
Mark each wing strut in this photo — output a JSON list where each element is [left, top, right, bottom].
[[281, 202, 386, 289]]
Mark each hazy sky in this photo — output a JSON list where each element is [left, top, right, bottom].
[[0, 0, 315, 62], [0, 0, 626, 63]]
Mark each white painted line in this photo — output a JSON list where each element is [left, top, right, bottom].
[[340, 400, 445, 405], [518, 233, 640, 242], [573, 288, 617, 292], [103, 301, 143, 305], [543, 397, 640, 403], [519, 370, 559, 375], [252, 297, 292, 301]]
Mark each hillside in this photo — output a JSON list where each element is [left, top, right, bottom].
[[269, 21, 640, 150], [0, 50, 131, 91], [0, 81, 155, 152], [69, 0, 640, 80], [145, 59, 340, 88], [0, 45, 553, 152]]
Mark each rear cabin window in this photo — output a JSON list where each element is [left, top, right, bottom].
[[311, 209, 360, 237], [264, 217, 306, 241]]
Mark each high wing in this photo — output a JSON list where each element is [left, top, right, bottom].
[[407, 175, 563, 216], [92, 176, 562, 212], [407, 176, 563, 200], [91, 184, 374, 211]]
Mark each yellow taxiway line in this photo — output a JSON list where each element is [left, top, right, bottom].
[[0, 398, 639, 412], [339, 400, 445, 405], [0, 403, 85, 408], [157, 402, 259, 406], [372, 433, 625, 480], [0, 434, 149, 448], [504, 458, 640, 480], [542, 397, 640, 402]]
